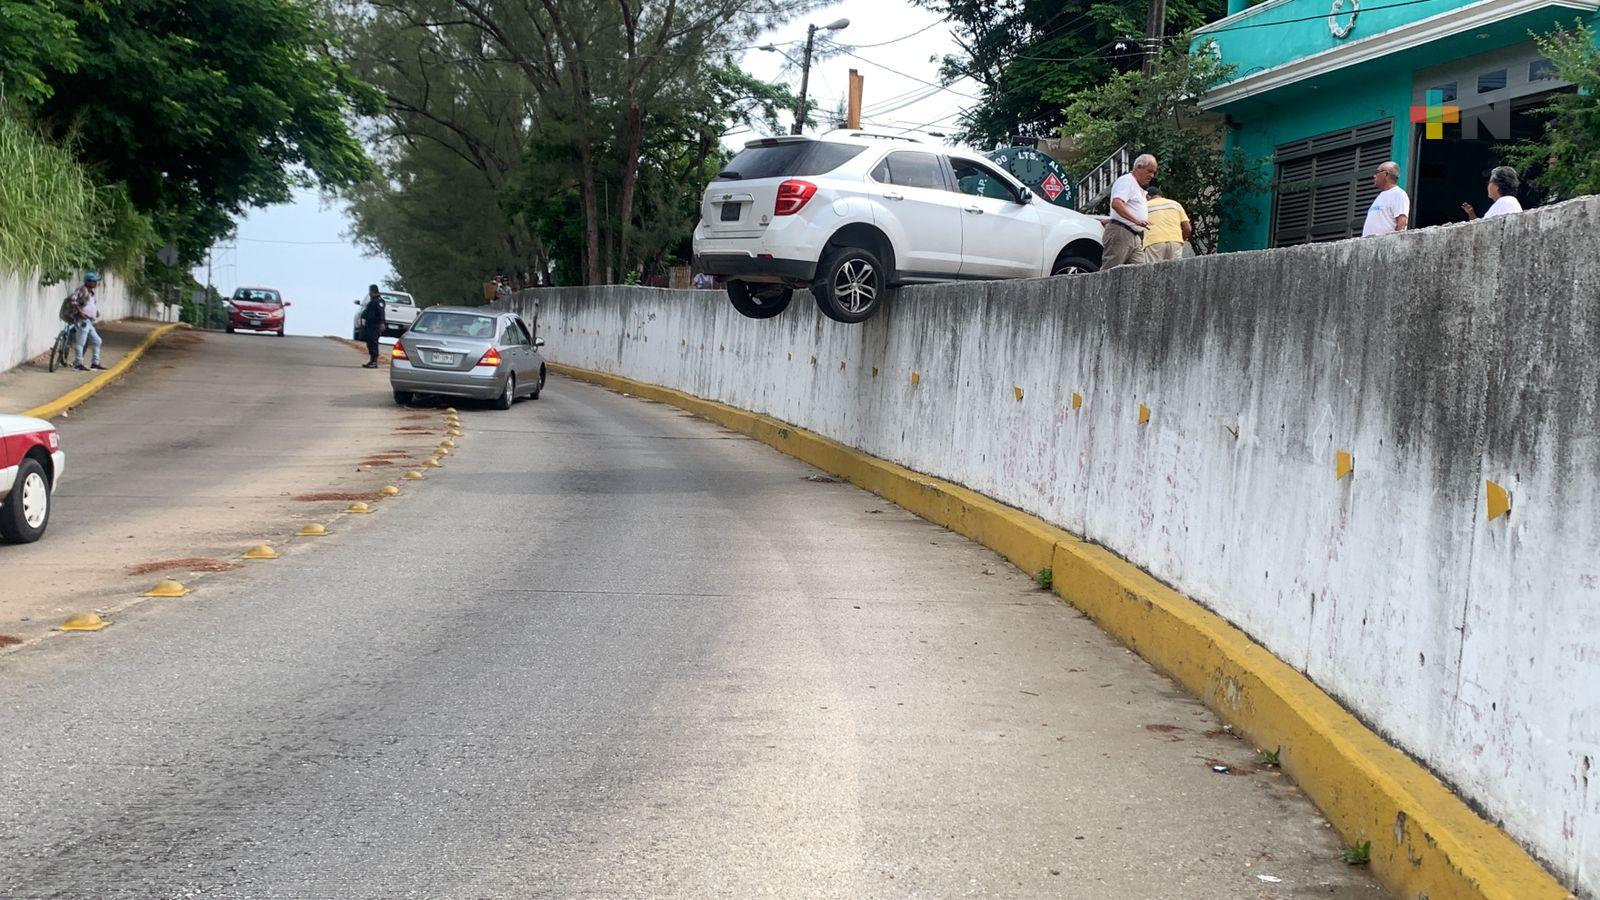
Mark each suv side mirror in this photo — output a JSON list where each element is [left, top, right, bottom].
[[534, 337, 546, 348], [1016, 190, 1033, 205]]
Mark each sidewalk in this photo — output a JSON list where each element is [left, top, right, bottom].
[[0, 319, 170, 415]]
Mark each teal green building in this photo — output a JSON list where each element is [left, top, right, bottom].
[[1192, 0, 1599, 251]]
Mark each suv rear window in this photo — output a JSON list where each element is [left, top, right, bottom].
[[714, 142, 865, 181]]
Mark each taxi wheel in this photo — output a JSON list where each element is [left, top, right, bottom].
[[0, 458, 50, 544]]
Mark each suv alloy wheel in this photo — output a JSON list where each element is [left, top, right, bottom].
[[813, 244, 886, 323]]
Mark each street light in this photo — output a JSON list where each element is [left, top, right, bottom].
[[788, 18, 849, 135]]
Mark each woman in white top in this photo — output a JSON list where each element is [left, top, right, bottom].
[[1461, 166, 1524, 221]]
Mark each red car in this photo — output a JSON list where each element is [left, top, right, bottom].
[[225, 287, 291, 335], [0, 413, 64, 543]]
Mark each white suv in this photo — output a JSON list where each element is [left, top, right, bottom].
[[691, 132, 1104, 324]]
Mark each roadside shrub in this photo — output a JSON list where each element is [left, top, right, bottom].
[[0, 108, 100, 280]]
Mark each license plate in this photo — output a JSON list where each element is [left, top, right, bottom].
[[428, 352, 455, 365], [719, 202, 741, 222]]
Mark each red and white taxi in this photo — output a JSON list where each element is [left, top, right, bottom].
[[0, 414, 64, 543]]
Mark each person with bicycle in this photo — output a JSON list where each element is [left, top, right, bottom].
[[66, 273, 105, 371]]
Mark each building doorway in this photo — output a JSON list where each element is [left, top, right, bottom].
[[1411, 91, 1572, 228]]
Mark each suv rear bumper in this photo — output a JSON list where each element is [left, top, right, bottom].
[[694, 252, 815, 283]]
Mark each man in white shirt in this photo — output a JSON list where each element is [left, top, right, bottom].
[[1102, 153, 1158, 268], [1461, 166, 1524, 221], [1361, 161, 1410, 237]]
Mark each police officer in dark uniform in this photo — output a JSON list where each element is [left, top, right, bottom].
[[360, 284, 386, 368]]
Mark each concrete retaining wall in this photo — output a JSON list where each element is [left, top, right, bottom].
[[0, 270, 170, 373], [506, 196, 1600, 897]]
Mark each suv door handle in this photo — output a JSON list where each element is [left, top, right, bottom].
[[883, 191, 904, 201], [964, 205, 984, 214]]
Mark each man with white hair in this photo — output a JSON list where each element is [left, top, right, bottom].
[[1362, 161, 1410, 237], [1102, 153, 1158, 269]]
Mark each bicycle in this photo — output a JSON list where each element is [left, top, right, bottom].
[[47, 319, 77, 373]]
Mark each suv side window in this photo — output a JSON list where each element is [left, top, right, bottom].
[[877, 151, 948, 191], [950, 158, 1021, 202]]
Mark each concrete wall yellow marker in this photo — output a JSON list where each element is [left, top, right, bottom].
[[345, 502, 373, 514], [56, 612, 109, 632], [871, 367, 879, 378], [144, 579, 191, 597], [1013, 386, 1024, 402], [241, 545, 278, 559], [1072, 392, 1083, 410], [810, 355, 817, 366], [1485, 480, 1512, 521], [911, 372, 920, 386], [422, 458, 442, 468], [403, 470, 425, 480], [1138, 403, 1151, 425], [297, 523, 330, 536], [379, 485, 401, 496], [1336, 450, 1355, 481]]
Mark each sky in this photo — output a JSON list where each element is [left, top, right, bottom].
[[197, 1, 977, 338]]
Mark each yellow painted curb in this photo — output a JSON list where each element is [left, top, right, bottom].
[[22, 323, 189, 419], [548, 361, 1570, 900]]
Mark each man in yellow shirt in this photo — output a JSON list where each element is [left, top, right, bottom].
[[1143, 183, 1192, 263]]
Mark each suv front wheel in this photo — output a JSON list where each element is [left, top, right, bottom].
[[726, 281, 793, 319], [813, 245, 886, 324]]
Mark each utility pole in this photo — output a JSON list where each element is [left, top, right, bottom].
[[793, 24, 818, 135], [845, 69, 864, 130], [205, 247, 214, 330], [781, 18, 849, 135], [1144, 0, 1169, 74]]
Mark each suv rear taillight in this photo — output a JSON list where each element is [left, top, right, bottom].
[[775, 180, 818, 216]]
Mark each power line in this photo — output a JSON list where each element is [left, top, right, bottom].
[[835, 19, 945, 49], [819, 41, 983, 102], [1201, 0, 1437, 34]]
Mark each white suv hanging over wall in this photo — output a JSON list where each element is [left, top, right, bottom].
[[691, 132, 1104, 324]]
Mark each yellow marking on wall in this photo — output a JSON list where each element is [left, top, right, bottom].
[[1336, 450, 1355, 481], [1138, 403, 1150, 425], [910, 372, 921, 386], [1071, 392, 1082, 410], [1486, 480, 1512, 521], [1013, 386, 1024, 402], [872, 367, 879, 378]]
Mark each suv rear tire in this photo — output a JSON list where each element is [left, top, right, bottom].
[[726, 281, 793, 319], [812, 244, 886, 324]]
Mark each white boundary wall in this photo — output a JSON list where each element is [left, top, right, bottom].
[[508, 196, 1600, 896], [0, 270, 171, 373]]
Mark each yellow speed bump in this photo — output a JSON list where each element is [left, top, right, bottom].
[[444, 407, 457, 414], [56, 612, 109, 632], [241, 544, 279, 560], [433, 447, 450, 457], [345, 502, 373, 514], [446, 428, 462, 437], [298, 523, 330, 536], [422, 458, 442, 468], [438, 439, 456, 449], [145, 579, 192, 597], [379, 485, 401, 496], [403, 470, 425, 480]]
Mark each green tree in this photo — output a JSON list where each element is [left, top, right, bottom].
[[912, 0, 1224, 149], [1510, 22, 1600, 201], [1059, 46, 1265, 252], [28, 0, 379, 265], [0, 0, 80, 103]]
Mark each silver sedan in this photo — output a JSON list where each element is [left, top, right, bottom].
[[389, 307, 546, 409]]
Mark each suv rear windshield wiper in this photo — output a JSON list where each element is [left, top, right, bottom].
[[713, 170, 741, 180]]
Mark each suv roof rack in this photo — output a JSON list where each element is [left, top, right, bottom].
[[834, 130, 921, 143]]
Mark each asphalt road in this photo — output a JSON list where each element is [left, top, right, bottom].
[[1, 331, 438, 642], [0, 372, 1384, 898]]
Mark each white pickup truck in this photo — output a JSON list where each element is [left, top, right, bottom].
[[352, 291, 421, 339]]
